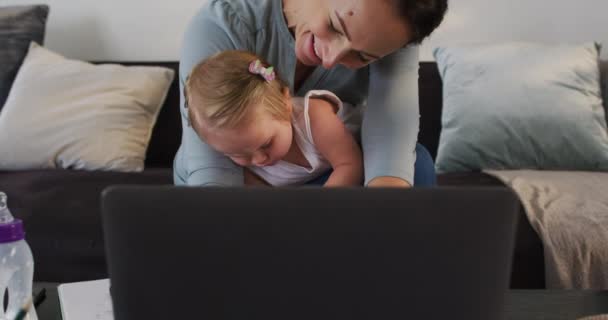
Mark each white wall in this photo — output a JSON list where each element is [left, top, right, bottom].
[[0, 0, 202, 61], [1, 0, 607, 61], [423, 0, 608, 60]]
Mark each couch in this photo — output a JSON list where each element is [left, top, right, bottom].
[[0, 61, 545, 288]]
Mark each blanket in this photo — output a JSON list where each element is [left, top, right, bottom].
[[485, 170, 608, 289]]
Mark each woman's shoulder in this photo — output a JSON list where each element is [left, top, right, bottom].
[[201, 0, 280, 33]]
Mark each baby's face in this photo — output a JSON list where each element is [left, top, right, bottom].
[[203, 109, 293, 167]]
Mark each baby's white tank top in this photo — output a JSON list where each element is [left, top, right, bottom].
[[249, 90, 361, 186]]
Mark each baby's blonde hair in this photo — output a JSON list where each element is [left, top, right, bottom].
[[185, 50, 290, 132]]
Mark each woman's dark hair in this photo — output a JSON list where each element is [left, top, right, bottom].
[[395, 0, 448, 44]]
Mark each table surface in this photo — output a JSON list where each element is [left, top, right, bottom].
[[34, 282, 608, 320]]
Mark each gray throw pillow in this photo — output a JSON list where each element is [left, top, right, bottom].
[[434, 42, 608, 173], [0, 5, 49, 109]]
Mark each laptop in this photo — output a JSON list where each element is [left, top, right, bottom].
[[101, 186, 519, 320]]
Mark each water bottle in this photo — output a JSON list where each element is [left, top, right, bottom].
[[0, 192, 37, 320]]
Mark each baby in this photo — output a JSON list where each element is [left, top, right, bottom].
[[185, 50, 362, 187]]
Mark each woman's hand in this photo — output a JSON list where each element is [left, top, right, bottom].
[[367, 176, 411, 188]]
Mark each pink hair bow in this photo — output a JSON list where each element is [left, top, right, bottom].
[[249, 60, 276, 82]]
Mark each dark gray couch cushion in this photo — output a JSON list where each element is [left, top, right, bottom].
[[0, 5, 49, 109], [0, 168, 172, 282]]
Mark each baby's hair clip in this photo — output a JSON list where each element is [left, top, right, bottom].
[[249, 60, 276, 82]]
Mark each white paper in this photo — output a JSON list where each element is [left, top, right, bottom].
[[58, 279, 113, 320]]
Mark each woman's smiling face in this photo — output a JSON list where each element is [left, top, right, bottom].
[[284, 0, 413, 70]]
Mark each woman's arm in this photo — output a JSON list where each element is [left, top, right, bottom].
[[308, 98, 363, 187], [362, 45, 420, 188], [175, 1, 254, 186]]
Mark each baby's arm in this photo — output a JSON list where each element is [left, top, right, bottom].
[[308, 98, 363, 187]]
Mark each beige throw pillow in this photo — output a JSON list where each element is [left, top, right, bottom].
[[0, 42, 174, 172]]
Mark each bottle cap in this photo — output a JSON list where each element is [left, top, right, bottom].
[[0, 219, 25, 243]]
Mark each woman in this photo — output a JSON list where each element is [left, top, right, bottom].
[[174, 0, 448, 187]]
